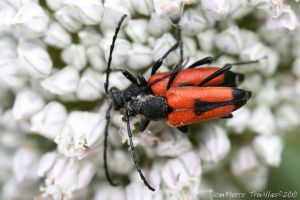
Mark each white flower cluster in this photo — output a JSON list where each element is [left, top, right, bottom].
[[0, 0, 300, 199]]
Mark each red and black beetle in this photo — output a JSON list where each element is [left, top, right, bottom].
[[103, 15, 255, 191]]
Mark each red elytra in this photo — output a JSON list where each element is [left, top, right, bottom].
[[148, 67, 244, 96], [164, 87, 250, 127]]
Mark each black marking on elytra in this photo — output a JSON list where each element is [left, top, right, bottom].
[[179, 82, 194, 87]]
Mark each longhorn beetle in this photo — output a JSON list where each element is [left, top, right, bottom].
[[104, 15, 259, 191]]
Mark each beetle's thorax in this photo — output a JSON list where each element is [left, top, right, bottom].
[[127, 95, 168, 120]]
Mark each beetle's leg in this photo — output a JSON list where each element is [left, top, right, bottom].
[[104, 15, 127, 94], [103, 104, 119, 186], [198, 57, 265, 86], [151, 42, 179, 75], [198, 64, 232, 86], [187, 57, 214, 68], [124, 111, 155, 191], [167, 63, 183, 89], [166, 26, 185, 89], [111, 68, 139, 85], [140, 119, 150, 132]]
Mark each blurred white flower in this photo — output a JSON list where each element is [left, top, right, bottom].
[[199, 125, 230, 163], [10, 2, 49, 38], [44, 22, 71, 49], [266, 7, 299, 31], [12, 89, 45, 120], [249, 105, 277, 135], [18, 40, 53, 78], [41, 66, 80, 96], [31, 101, 67, 139], [255, 80, 280, 106], [215, 26, 243, 55], [55, 111, 105, 159], [253, 135, 283, 166], [232, 146, 269, 191], [240, 43, 279, 76], [0, 61, 26, 89], [13, 147, 39, 182], [226, 107, 251, 134], [275, 104, 300, 131], [180, 8, 209, 36]]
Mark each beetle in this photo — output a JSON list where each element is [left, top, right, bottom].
[[103, 15, 255, 191]]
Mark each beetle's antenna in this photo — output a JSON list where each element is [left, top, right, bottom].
[[124, 111, 155, 191], [104, 14, 127, 94], [103, 104, 119, 186]]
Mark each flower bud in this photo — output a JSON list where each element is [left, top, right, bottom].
[[63, 0, 103, 25], [87, 45, 106, 72], [201, 0, 230, 20], [275, 104, 300, 131], [153, 0, 183, 17], [126, 19, 149, 43], [131, 0, 154, 16], [44, 22, 71, 49], [125, 181, 163, 200], [226, 107, 251, 134], [197, 29, 216, 52], [54, 7, 82, 32], [215, 26, 243, 55], [78, 27, 102, 47], [41, 66, 80, 96], [180, 8, 209, 36], [128, 43, 153, 70], [12, 89, 45, 120], [13, 147, 39, 182], [38, 151, 57, 177], [94, 184, 126, 200], [11, 2, 49, 38], [31, 101, 67, 139], [161, 158, 191, 190], [153, 33, 178, 66], [253, 135, 283, 166], [0, 61, 26, 89], [148, 13, 171, 37], [249, 105, 276, 135], [17, 41, 53, 78], [76, 68, 104, 101], [156, 131, 192, 157], [255, 80, 280, 106], [101, 38, 131, 67], [46, 0, 63, 11], [199, 125, 230, 163], [240, 43, 279, 76], [61, 44, 87, 71], [231, 146, 258, 177]]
